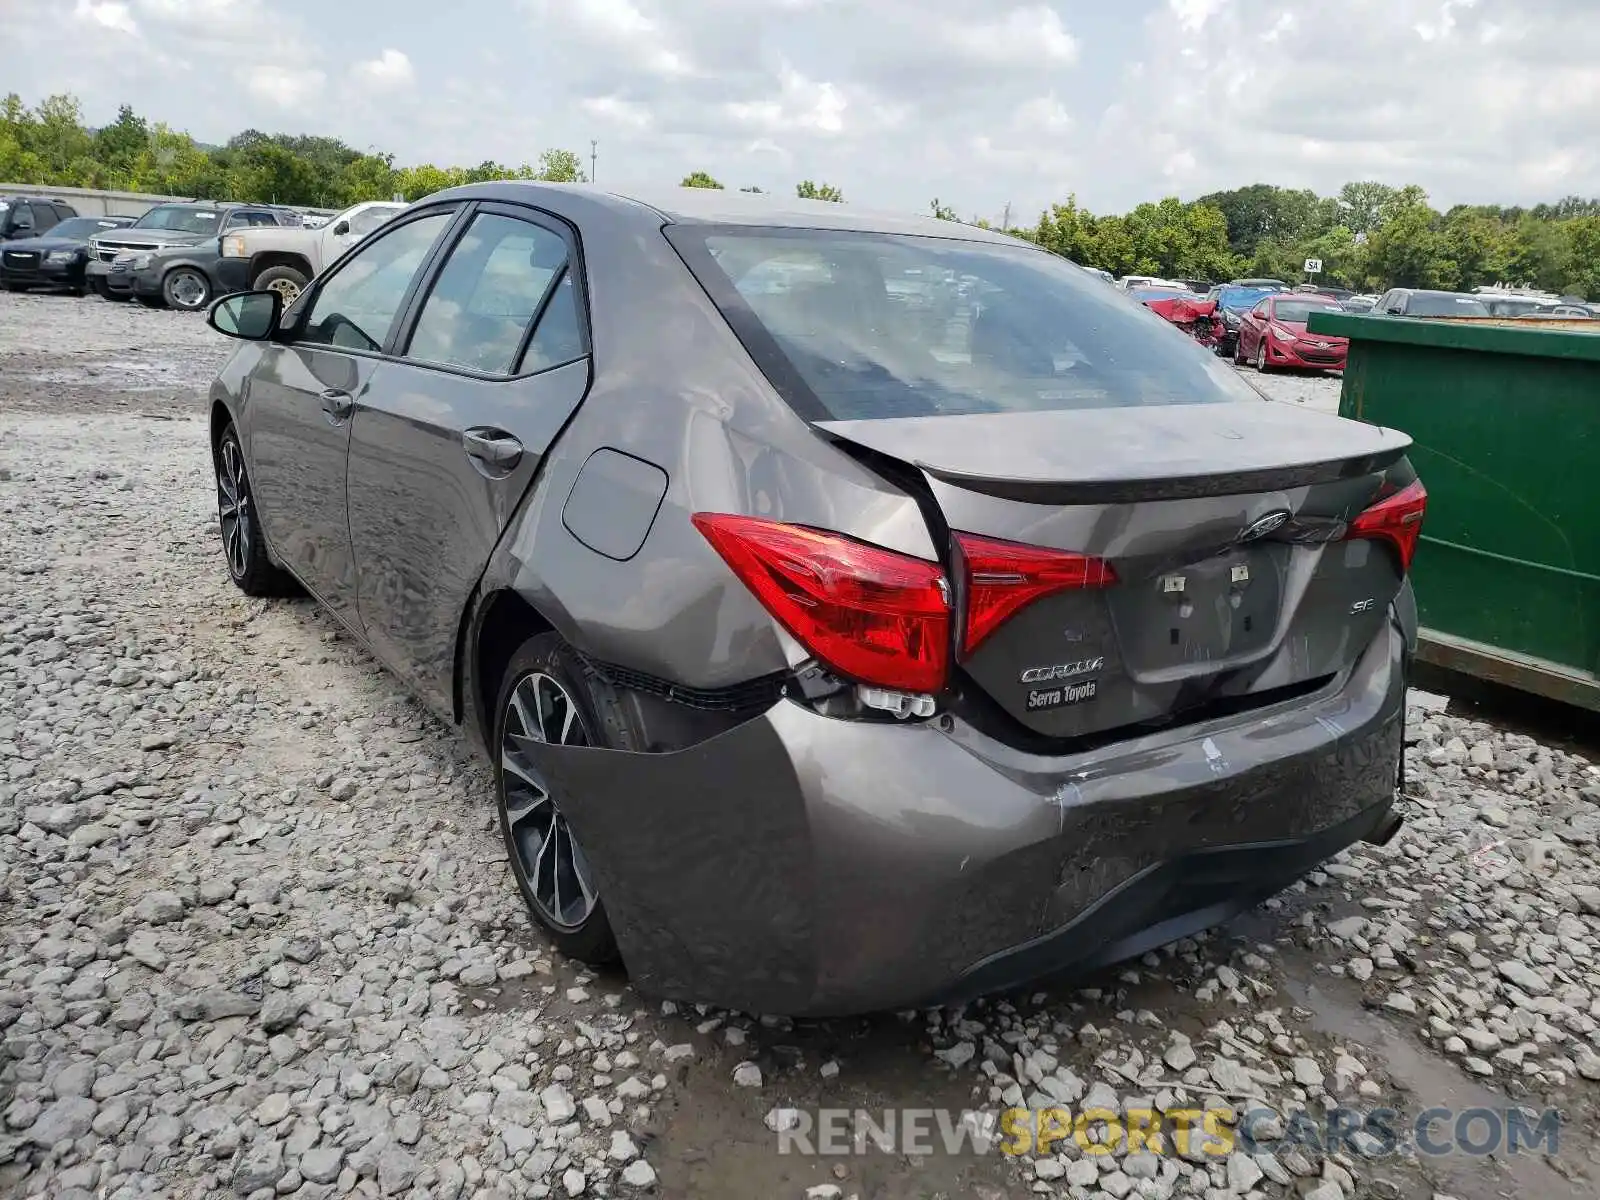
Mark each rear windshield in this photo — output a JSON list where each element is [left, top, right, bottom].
[[1408, 293, 1490, 317], [1271, 300, 1341, 323], [670, 228, 1260, 420]]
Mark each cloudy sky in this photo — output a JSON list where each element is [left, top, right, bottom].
[[16, 0, 1600, 221]]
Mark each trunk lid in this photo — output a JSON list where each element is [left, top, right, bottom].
[[818, 403, 1413, 742]]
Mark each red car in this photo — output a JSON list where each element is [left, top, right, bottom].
[[1233, 294, 1348, 372]]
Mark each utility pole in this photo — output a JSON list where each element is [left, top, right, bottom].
[[590, 140, 597, 184], [1001, 201, 1011, 231]]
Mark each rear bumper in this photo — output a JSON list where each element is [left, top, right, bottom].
[[522, 621, 1406, 1016]]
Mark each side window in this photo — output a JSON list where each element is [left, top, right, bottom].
[[406, 213, 574, 375], [246, 212, 277, 227], [299, 211, 455, 353], [519, 272, 584, 373], [349, 207, 398, 237], [1250, 303, 1269, 319], [10, 204, 34, 232], [32, 203, 59, 230]]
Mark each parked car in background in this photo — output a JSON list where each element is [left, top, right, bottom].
[[1233, 292, 1348, 372], [1230, 277, 1289, 291], [0, 215, 134, 294], [86, 203, 296, 303], [1525, 305, 1594, 319], [1342, 295, 1378, 313], [1298, 283, 1354, 301], [1117, 274, 1170, 291], [1371, 289, 1491, 318], [0, 196, 78, 241], [1080, 266, 1114, 284], [1479, 295, 1552, 318], [214, 200, 407, 306], [201, 182, 1421, 1015], [1205, 284, 1279, 358]]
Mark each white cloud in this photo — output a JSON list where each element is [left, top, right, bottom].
[[74, 0, 138, 34], [246, 65, 326, 110], [6, 0, 1600, 225], [353, 49, 414, 89]]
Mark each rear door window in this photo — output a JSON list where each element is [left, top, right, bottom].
[[670, 227, 1260, 420], [405, 212, 577, 375]]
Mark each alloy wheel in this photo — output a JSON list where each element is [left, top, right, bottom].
[[216, 436, 252, 580], [1257, 341, 1268, 370], [499, 671, 599, 931]]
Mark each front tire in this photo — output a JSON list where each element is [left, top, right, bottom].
[[495, 633, 628, 966], [162, 267, 211, 312], [253, 265, 309, 308], [1256, 340, 1273, 373], [215, 424, 295, 596]]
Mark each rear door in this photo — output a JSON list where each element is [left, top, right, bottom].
[[243, 206, 461, 622], [345, 202, 593, 715]]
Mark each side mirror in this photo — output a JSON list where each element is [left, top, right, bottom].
[[208, 290, 282, 341], [331, 220, 351, 236]]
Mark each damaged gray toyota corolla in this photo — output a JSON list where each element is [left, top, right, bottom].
[[204, 182, 1424, 1017]]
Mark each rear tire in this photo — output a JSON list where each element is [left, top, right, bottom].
[[215, 424, 295, 597], [494, 633, 631, 966]]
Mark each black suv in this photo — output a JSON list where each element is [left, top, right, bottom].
[[1, 197, 78, 241], [86, 202, 296, 307]]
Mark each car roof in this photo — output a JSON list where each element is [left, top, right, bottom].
[[421, 181, 1023, 244]]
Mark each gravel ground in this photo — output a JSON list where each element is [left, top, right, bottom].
[[3, 290, 1599, 1200]]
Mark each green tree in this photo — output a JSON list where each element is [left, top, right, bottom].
[[1364, 194, 1444, 288], [929, 198, 957, 221], [795, 180, 843, 202], [1336, 181, 1397, 237], [681, 171, 723, 189], [535, 148, 586, 183]]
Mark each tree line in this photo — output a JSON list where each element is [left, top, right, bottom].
[[5, 93, 1597, 298]]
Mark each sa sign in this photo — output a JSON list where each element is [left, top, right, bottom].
[[1304, 257, 1324, 274]]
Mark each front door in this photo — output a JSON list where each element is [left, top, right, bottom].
[[346, 204, 592, 715], [242, 208, 459, 621]]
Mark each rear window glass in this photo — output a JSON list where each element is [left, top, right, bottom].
[[1271, 300, 1341, 323], [673, 229, 1260, 420], [1408, 293, 1490, 317]]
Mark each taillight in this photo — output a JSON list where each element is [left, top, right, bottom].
[[691, 513, 950, 693], [954, 532, 1118, 657], [1347, 479, 1427, 570]]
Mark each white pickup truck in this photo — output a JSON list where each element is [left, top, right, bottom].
[[218, 200, 407, 305]]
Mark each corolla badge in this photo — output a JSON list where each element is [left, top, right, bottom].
[[1019, 657, 1105, 684], [1236, 509, 1291, 543]]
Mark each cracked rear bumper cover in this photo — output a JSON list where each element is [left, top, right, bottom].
[[522, 623, 1405, 1017]]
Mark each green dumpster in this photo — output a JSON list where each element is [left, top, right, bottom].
[[1306, 310, 1599, 711]]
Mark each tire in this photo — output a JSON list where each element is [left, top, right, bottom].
[[1257, 340, 1273, 373], [494, 632, 631, 966], [253, 265, 309, 307], [69, 285, 86, 298], [1233, 335, 1248, 366], [215, 424, 295, 596], [162, 267, 211, 312], [100, 286, 130, 302]]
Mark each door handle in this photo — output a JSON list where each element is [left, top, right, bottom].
[[320, 389, 354, 422], [463, 428, 523, 469]]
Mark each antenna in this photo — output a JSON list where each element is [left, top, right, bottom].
[[590, 140, 597, 184]]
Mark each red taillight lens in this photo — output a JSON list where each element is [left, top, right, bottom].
[[692, 513, 951, 693], [954, 532, 1118, 657], [1347, 479, 1427, 571]]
